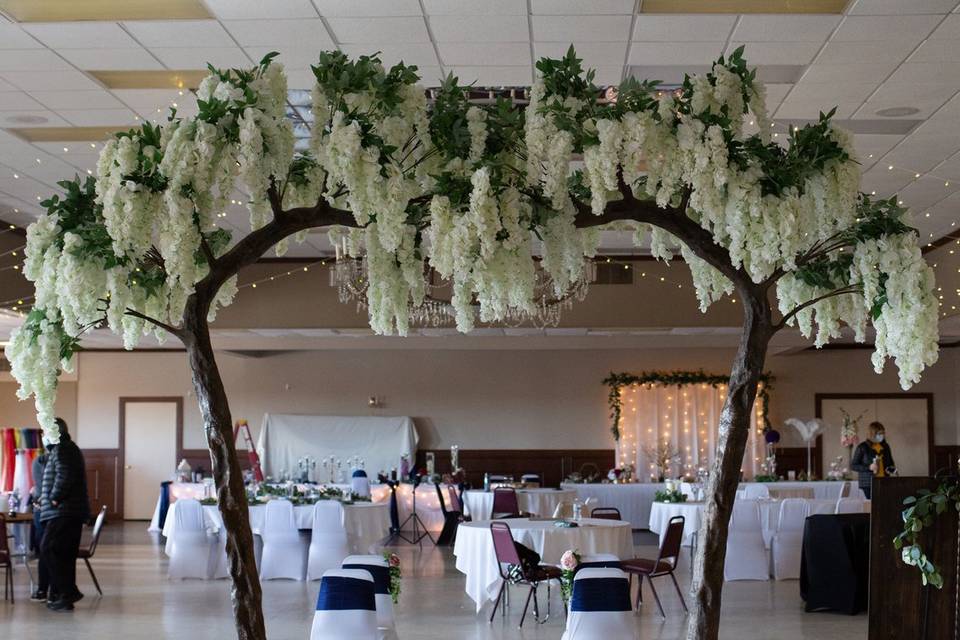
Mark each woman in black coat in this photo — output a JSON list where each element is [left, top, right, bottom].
[[850, 421, 896, 499]]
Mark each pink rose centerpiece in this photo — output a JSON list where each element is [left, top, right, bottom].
[[560, 549, 581, 603]]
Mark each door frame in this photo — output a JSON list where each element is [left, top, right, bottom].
[[815, 392, 935, 476], [118, 396, 183, 520]]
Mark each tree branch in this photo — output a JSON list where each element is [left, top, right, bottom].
[[124, 308, 184, 338], [773, 284, 862, 332]]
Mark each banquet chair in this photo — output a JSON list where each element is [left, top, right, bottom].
[[167, 499, 216, 580], [488, 521, 562, 627], [679, 482, 695, 500], [623, 515, 686, 617], [307, 501, 350, 581], [561, 568, 634, 640], [491, 487, 522, 519], [590, 507, 622, 521], [521, 474, 541, 488], [578, 553, 622, 571], [351, 470, 371, 498], [835, 498, 866, 514], [724, 501, 769, 581], [771, 499, 809, 580], [342, 555, 398, 640], [741, 484, 770, 500], [814, 482, 846, 501], [435, 483, 464, 546], [210, 528, 231, 579], [1, 515, 13, 602], [261, 499, 308, 581], [311, 568, 379, 640], [77, 506, 107, 595]]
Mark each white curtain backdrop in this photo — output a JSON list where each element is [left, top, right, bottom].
[[617, 383, 764, 481]]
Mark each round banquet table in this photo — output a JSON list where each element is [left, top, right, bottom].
[[560, 482, 664, 529], [161, 500, 391, 557], [453, 517, 634, 612], [461, 489, 576, 519]]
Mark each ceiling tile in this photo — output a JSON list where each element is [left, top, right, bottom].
[[763, 83, 793, 106], [412, 66, 444, 86], [439, 42, 530, 67], [149, 47, 252, 69], [930, 14, 960, 38], [0, 49, 72, 72], [448, 65, 532, 86], [429, 15, 530, 42], [833, 15, 941, 41], [0, 92, 43, 111], [816, 40, 917, 65], [848, 0, 958, 14], [57, 47, 164, 71], [29, 90, 124, 110], [886, 62, 960, 85], [0, 24, 42, 49], [223, 19, 334, 48], [205, 0, 319, 19], [533, 15, 631, 42], [852, 133, 904, 165], [422, 0, 525, 14], [58, 108, 139, 127], [0, 70, 100, 91], [800, 62, 897, 84], [531, 0, 634, 14], [337, 43, 441, 69], [284, 68, 319, 88], [884, 132, 960, 172], [110, 89, 188, 109], [860, 165, 917, 194], [938, 155, 960, 181], [534, 42, 628, 70], [857, 82, 958, 119], [910, 38, 960, 62], [732, 15, 841, 42], [728, 42, 821, 65], [775, 100, 860, 120], [23, 22, 141, 49], [244, 48, 323, 70], [632, 15, 735, 42], [0, 175, 54, 201], [787, 81, 879, 104], [123, 20, 236, 48], [327, 17, 430, 43], [591, 66, 624, 86], [312, 0, 423, 16], [898, 176, 958, 211], [628, 42, 725, 66]]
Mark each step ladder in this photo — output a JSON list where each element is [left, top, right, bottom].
[[233, 419, 264, 482]]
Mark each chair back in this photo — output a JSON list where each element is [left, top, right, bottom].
[[341, 556, 394, 630], [263, 499, 297, 537], [776, 498, 809, 532], [311, 569, 377, 640], [488, 474, 512, 483], [731, 500, 761, 531], [741, 484, 770, 500], [814, 482, 845, 501], [174, 498, 205, 532], [679, 482, 695, 499], [570, 568, 632, 611], [312, 500, 346, 535], [434, 483, 450, 516], [578, 553, 621, 571], [521, 474, 541, 487], [835, 498, 865, 514], [350, 470, 371, 498], [590, 507, 622, 521], [654, 515, 685, 571], [85, 505, 108, 556], [447, 485, 463, 513], [491, 487, 520, 517], [0, 515, 8, 556], [489, 521, 520, 578]]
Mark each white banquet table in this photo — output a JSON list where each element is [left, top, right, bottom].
[[161, 500, 391, 557], [453, 517, 634, 612], [462, 489, 576, 519], [560, 482, 664, 529]]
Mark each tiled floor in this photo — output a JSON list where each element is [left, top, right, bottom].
[[0, 523, 866, 639]]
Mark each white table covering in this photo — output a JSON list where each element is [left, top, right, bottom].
[[741, 481, 852, 500], [161, 500, 391, 556], [560, 483, 664, 529], [462, 489, 576, 519], [453, 517, 634, 613]]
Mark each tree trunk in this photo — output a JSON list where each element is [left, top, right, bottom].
[[182, 300, 266, 640], [686, 290, 774, 640]]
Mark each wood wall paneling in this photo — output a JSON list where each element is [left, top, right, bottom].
[[775, 439, 823, 479], [415, 449, 615, 488]]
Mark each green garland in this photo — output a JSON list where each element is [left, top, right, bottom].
[[603, 369, 774, 441], [893, 479, 959, 589]]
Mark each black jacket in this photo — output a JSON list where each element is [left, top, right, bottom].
[[850, 439, 895, 489], [39, 432, 90, 523]]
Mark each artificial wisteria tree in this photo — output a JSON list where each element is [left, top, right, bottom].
[[6, 48, 939, 640]]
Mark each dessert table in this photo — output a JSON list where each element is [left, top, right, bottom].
[[161, 499, 391, 556], [453, 517, 634, 612], [461, 488, 576, 519], [560, 482, 664, 529]]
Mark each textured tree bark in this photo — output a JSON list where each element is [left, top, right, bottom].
[[685, 288, 774, 640], [182, 297, 266, 640]]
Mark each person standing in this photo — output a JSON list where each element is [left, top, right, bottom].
[[850, 421, 896, 500], [39, 418, 90, 612], [29, 442, 52, 602]]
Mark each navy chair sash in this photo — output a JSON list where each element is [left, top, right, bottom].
[[157, 481, 172, 530], [578, 560, 622, 571], [352, 469, 368, 478], [316, 576, 376, 611], [570, 578, 631, 612], [342, 564, 390, 595]]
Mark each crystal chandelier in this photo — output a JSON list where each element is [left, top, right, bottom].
[[329, 256, 596, 329]]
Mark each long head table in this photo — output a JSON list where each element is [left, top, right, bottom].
[[461, 488, 576, 519]]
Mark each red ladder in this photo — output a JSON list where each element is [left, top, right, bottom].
[[233, 419, 264, 482]]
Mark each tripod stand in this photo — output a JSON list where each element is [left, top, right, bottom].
[[395, 479, 435, 548]]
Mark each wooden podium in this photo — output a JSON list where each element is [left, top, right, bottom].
[[870, 477, 958, 639]]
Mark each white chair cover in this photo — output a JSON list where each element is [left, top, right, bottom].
[[168, 499, 214, 580], [342, 555, 397, 640], [561, 568, 634, 640], [210, 529, 230, 579], [741, 484, 770, 500], [835, 498, 865, 514], [307, 501, 350, 581], [724, 501, 769, 581], [311, 569, 379, 640], [260, 499, 307, 580], [351, 471, 371, 498], [679, 482, 695, 499], [814, 482, 846, 501], [772, 499, 809, 580]]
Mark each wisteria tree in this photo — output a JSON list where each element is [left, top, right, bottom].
[[6, 48, 939, 640]]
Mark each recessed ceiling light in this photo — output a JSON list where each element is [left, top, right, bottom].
[[875, 106, 920, 117], [5, 114, 48, 125]]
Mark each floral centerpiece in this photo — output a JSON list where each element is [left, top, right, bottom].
[[383, 552, 401, 603], [840, 409, 864, 449], [826, 456, 848, 481], [654, 489, 687, 503], [559, 549, 581, 603]]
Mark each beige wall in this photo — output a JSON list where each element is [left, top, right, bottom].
[[0, 380, 77, 433]]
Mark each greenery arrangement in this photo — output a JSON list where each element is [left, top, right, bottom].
[[894, 479, 959, 588], [655, 489, 688, 503], [383, 552, 402, 603], [604, 370, 774, 441], [753, 475, 777, 483]]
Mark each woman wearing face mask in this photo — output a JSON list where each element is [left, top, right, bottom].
[[850, 422, 896, 499]]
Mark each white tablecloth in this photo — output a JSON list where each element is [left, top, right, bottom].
[[741, 481, 851, 500], [160, 500, 391, 556], [453, 517, 634, 612], [462, 489, 576, 519], [560, 483, 664, 530]]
